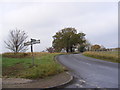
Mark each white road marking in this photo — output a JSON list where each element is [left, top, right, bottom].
[[86, 63, 91, 65], [79, 79, 101, 88], [97, 87, 100, 88], [75, 84, 83, 87], [75, 84, 81, 87], [79, 80, 86, 83], [85, 82, 101, 88]]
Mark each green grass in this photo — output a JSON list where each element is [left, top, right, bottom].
[[2, 57, 32, 68], [2, 52, 65, 79], [83, 51, 119, 63]]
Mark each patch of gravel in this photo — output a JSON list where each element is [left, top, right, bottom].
[[2, 72, 72, 88], [2, 78, 34, 85]]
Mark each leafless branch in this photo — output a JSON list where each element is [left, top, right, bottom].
[[4, 28, 28, 53]]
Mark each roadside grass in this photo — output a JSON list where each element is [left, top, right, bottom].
[[2, 52, 65, 79], [0, 54, 2, 77], [83, 51, 119, 63]]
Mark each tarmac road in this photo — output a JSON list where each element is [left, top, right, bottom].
[[57, 54, 119, 88]]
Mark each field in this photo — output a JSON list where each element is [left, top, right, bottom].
[[83, 51, 119, 63], [2, 52, 65, 79]]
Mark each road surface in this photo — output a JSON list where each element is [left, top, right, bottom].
[[57, 54, 119, 88]]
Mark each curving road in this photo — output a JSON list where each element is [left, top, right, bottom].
[[57, 54, 119, 88]]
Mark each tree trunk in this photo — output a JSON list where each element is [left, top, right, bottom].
[[66, 47, 69, 53], [70, 46, 73, 52]]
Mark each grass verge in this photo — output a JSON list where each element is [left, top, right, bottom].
[[2, 52, 65, 79], [0, 54, 2, 77], [83, 51, 119, 63]]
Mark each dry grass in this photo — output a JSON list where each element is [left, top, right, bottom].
[[2, 52, 49, 58], [83, 51, 119, 63]]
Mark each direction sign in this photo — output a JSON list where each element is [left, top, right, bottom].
[[31, 39, 36, 42], [24, 41, 32, 46], [32, 40, 40, 44], [24, 40, 40, 46], [24, 38, 40, 66]]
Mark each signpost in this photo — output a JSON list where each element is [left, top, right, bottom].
[[24, 38, 40, 66]]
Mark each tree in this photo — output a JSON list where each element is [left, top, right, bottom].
[[100, 45, 106, 51], [84, 40, 91, 51], [4, 29, 28, 53], [78, 45, 86, 52], [78, 40, 91, 52], [52, 27, 86, 53], [46, 47, 55, 53], [91, 44, 101, 51]]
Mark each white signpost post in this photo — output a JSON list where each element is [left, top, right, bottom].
[[24, 38, 40, 66]]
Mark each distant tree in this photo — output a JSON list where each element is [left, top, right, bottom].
[[46, 47, 55, 53], [78, 44, 86, 52], [52, 27, 86, 53], [91, 44, 101, 51], [78, 40, 91, 52], [85, 40, 91, 51], [4, 29, 28, 53], [100, 45, 106, 51], [41, 50, 46, 52]]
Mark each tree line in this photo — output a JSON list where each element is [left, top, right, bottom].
[[5, 28, 106, 53]]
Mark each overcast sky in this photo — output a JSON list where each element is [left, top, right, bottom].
[[0, 1, 118, 53]]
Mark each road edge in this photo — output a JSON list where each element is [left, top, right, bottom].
[[45, 72, 73, 89], [45, 55, 73, 89]]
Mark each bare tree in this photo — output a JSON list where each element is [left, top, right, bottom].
[[4, 29, 28, 53], [46, 47, 55, 53]]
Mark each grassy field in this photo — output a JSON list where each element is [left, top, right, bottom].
[[83, 51, 119, 63], [2, 52, 65, 79]]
